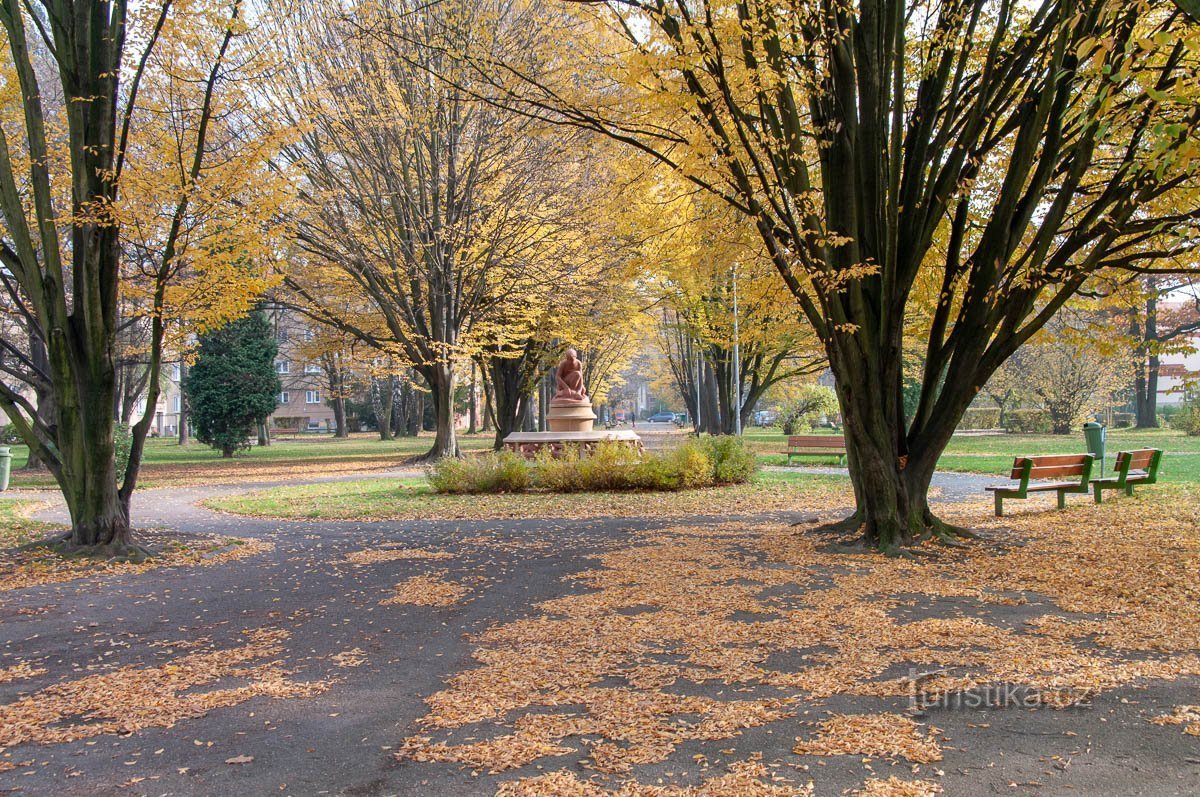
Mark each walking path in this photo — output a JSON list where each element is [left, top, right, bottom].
[[1, 470, 1196, 796]]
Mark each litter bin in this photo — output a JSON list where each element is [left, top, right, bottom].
[[0, 446, 11, 491], [1083, 422, 1106, 477]]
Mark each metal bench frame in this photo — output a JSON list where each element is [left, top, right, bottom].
[[1091, 448, 1162, 503], [986, 454, 1095, 517]]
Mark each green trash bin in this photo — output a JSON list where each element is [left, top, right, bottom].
[[1083, 422, 1106, 478], [0, 446, 11, 491]]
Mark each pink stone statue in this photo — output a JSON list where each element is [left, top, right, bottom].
[[552, 349, 588, 403]]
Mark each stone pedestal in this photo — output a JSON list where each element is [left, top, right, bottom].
[[547, 400, 597, 433], [502, 430, 642, 459]]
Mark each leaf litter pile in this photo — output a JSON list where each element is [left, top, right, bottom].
[[397, 490, 1200, 795], [0, 629, 328, 749]]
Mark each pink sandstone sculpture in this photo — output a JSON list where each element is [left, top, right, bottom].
[[552, 349, 588, 404]]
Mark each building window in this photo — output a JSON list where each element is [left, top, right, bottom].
[[306, 390, 320, 404], [276, 360, 290, 374], [303, 328, 315, 342], [277, 328, 289, 343], [172, 395, 181, 413], [304, 362, 322, 374], [279, 391, 290, 405], [170, 363, 181, 380]]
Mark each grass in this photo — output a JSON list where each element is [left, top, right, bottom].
[[0, 498, 58, 547], [747, 425, 1200, 482], [205, 469, 852, 521], [9, 424, 1196, 509], [6, 432, 497, 490]]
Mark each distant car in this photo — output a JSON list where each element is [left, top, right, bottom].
[[646, 411, 677, 423]]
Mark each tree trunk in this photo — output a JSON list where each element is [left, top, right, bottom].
[[327, 360, 349, 438], [823, 325, 972, 551], [537, 375, 549, 431], [62, 371, 130, 547], [257, 420, 269, 446], [420, 364, 457, 459], [1136, 295, 1159, 428], [376, 376, 395, 441], [489, 357, 532, 449], [22, 335, 54, 471], [481, 375, 494, 432], [332, 394, 348, 438], [178, 361, 190, 445], [700, 361, 721, 436], [467, 362, 478, 435]]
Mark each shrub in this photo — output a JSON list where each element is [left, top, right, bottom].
[[441, 438, 756, 495], [958, 407, 1001, 430], [705, 435, 758, 484], [427, 451, 532, 494], [532, 445, 583, 492], [662, 439, 713, 489], [1169, 406, 1200, 437], [577, 441, 644, 491], [1003, 408, 1052, 434]]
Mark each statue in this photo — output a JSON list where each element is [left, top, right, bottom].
[[552, 349, 588, 404]]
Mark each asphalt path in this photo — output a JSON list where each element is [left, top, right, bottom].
[[0, 472, 1196, 796]]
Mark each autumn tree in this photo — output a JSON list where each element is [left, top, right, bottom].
[[0, 0, 283, 549], [469, 0, 1200, 549], [636, 180, 824, 433], [271, 0, 615, 459], [1015, 314, 1132, 434]]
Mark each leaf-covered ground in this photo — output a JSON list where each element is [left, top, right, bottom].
[[2, 477, 1199, 795], [0, 500, 270, 592], [203, 472, 853, 521]]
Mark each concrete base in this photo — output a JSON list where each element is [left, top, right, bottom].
[[547, 401, 597, 433], [502, 430, 642, 459]]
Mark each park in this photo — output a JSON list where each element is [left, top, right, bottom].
[[1, 1, 1200, 796]]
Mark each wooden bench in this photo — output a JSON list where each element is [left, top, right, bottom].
[[785, 435, 847, 465], [269, 426, 301, 440], [1091, 448, 1162, 503], [985, 454, 1094, 517]]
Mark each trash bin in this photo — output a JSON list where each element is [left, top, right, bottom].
[[0, 446, 11, 491], [1083, 422, 1106, 478]]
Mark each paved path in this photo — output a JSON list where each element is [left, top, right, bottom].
[[1, 473, 1197, 797]]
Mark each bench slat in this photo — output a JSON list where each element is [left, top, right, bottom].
[[1026, 464, 1088, 478], [1010, 454, 1091, 479], [787, 436, 845, 447], [1124, 449, 1157, 469]]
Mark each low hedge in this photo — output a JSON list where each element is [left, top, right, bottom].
[[958, 407, 1001, 430], [427, 437, 759, 494], [1003, 408, 1052, 434]]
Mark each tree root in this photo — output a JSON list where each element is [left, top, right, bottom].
[[795, 511, 864, 535], [15, 530, 73, 552], [920, 516, 984, 547], [38, 538, 157, 563]]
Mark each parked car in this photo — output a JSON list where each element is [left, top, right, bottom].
[[646, 411, 677, 423], [753, 410, 778, 427]]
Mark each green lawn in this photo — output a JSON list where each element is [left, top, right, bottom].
[[6, 432, 497, 489], [748, 425, 1200, 482], [205, 469, 851, 521]]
